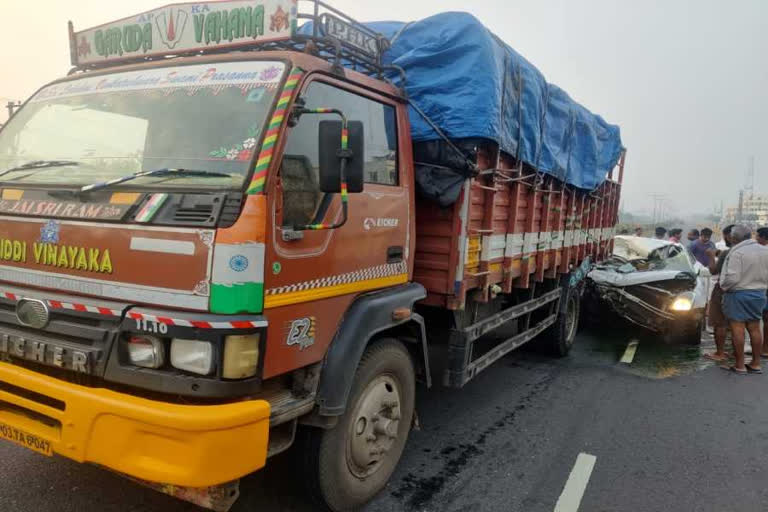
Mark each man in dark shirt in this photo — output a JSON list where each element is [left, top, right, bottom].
[[704, 225, 734, 362], [687, 229, 700, 248], [690, 227, 716, 265]]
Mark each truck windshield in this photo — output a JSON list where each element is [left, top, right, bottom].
[[0, 61, 286, 189]]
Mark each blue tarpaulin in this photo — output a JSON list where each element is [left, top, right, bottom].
[[303, 13, 623, 190]]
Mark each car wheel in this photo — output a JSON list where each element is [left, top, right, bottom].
[[667, 315, 703, 345]]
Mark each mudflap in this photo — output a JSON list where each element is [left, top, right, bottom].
[[121, 473, 240, 511]]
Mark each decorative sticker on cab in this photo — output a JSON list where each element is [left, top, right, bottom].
[[286, 317, 315, 351]]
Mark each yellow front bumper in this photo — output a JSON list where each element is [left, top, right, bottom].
[[0, 362, 271, 487]]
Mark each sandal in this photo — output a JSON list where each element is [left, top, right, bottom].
[[704, 353, 728, 362], [746, 365, 763, 374], [720, 365, 747, 375]]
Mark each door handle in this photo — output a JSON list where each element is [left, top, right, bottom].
[[282, 229, 304, 242], [387, 246, 404, 263]]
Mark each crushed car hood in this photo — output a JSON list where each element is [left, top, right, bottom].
[[588, 268, 691, 287]]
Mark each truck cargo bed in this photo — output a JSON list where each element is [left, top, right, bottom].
[[414, 144, 625, 310]]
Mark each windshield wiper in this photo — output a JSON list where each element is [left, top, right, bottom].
[[0, 160, 80, 179], [80, 168, 233, 193]]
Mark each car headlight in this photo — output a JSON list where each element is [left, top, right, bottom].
[[170, 339, 214, 375], [671, 292, 694, 312]]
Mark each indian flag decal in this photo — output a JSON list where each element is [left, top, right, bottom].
[[135, 193, 168, 223], [210, 195, 267, 313], [246, 67, 304, 195]]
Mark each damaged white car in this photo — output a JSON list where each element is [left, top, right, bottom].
[[585, 236, 710, 344]]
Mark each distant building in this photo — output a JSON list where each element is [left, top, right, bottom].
[[722, 195, 768, 226]]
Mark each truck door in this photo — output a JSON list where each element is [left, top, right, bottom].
[[263, 77, 410, 378]]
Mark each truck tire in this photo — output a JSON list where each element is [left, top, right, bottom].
[[297, 338, 416, 511], [538, 287, 580, 357]]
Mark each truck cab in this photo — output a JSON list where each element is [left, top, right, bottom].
[[0, 3, 425, 510]]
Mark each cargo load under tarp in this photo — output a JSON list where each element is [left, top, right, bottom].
[[355, 14, 623, 195]]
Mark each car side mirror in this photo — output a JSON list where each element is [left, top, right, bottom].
[[318, 120, 364, 194]]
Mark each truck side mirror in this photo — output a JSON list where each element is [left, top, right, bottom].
[[318, 120, 364, 194]]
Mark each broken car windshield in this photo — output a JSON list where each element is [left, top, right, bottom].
[[610, 236, 696, 274]]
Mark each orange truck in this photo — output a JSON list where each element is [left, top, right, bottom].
[[0, 2, 625, 510]]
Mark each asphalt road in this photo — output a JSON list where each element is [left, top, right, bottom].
[[2, 325, 767, 512]]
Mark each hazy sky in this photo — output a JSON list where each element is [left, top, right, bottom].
[[1, 0, 766, 214]]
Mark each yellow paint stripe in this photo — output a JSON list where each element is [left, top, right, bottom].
[[110, 192, 141, 205], [264, 273, 409, 309], [1, 189, 23, 200]]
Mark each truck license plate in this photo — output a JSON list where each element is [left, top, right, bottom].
[[0, 421, 52, 456]]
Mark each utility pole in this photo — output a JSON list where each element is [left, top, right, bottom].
[[649, 194, 668, 225], [737, 190, 744, 223], [746, 156, 755, 200]]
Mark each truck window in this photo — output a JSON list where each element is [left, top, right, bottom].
[[280, 81, 398, 227]]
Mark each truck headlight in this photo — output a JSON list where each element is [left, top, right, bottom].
[[671, 293, 694, 312], [125, 335, 165, 369], [222, 334, 260, 379], [170, 339, 214, 375]]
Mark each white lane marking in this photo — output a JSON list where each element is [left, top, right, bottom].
[[620, 340, 639, 364], [130, 237, 195, 255], [554, 452, 597, 512]]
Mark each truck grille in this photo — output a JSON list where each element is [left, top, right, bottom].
[[0, 300, 119, 385]]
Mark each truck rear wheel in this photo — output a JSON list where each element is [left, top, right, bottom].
[[538, 287, 580, 357], [298, 338, 415, 511]]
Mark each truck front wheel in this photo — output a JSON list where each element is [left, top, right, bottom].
[[298, 338, 416, 511]]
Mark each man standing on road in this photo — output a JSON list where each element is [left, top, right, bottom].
[[654, 227, 667, 240], [758, 227, 768, 359], [704, 225, 734, 362], [720, 225, 768, 374], [690, 228, 716, 266], [669, 228, 683, 243], [635, 226, 644, 237]]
